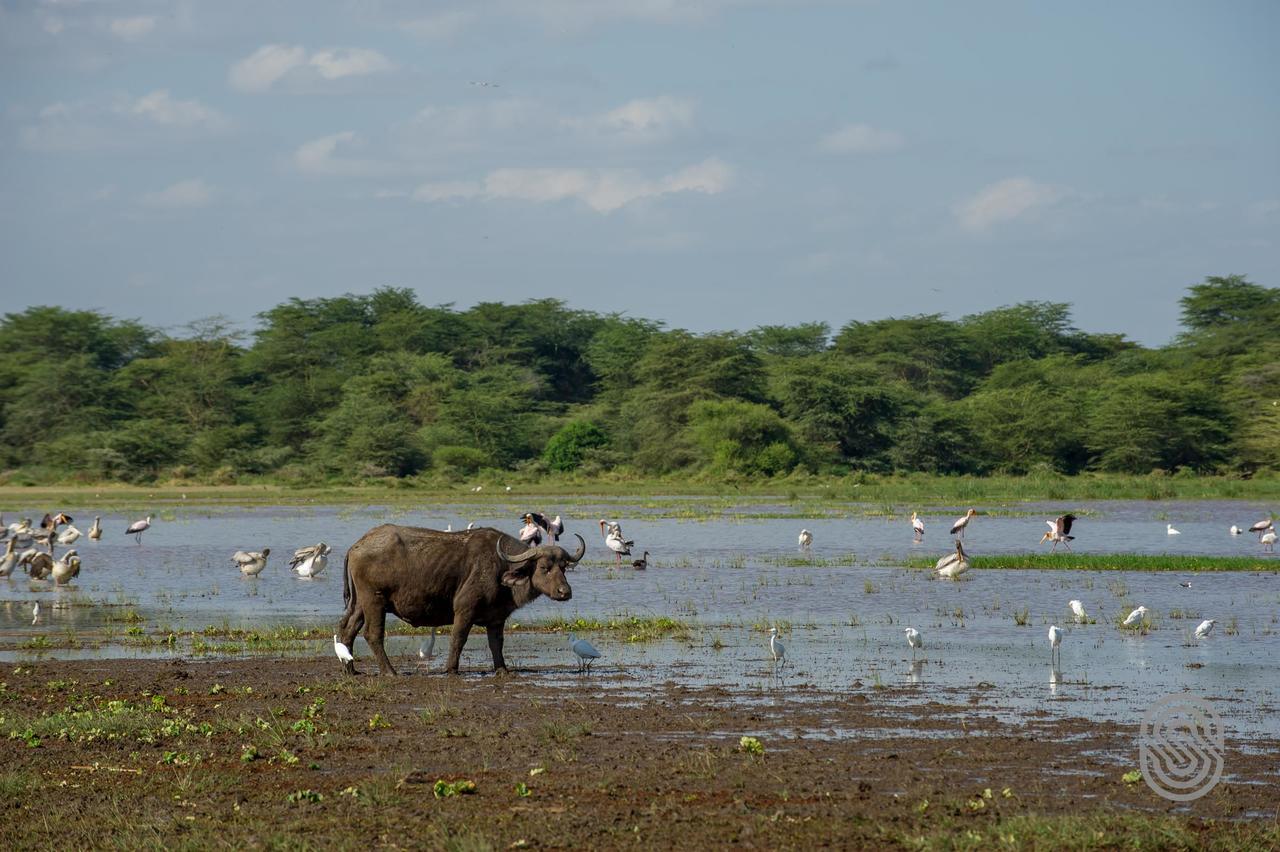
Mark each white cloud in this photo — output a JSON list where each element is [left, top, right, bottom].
[[109, 15, 156, 40], [571, 95, 695, 142], [141, 179, 213, 208], [818, 123, 903, 154], [413, 157, 731, 213], [229, 44, 393, 92], [229, 44, 307, 92], [956, 177, 1065, 231], [131, 90, 226, 129], [293, 131, 389, 177]]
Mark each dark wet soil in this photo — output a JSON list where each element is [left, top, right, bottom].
[[1, 658, 1277, 850]]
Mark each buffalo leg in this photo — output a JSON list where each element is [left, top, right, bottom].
[[361, 599, 397, 676], [446, 615, 473, 675], [486, 622, 509, 674]]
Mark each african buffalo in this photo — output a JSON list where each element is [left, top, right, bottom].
[[337, 525, 584, 675]]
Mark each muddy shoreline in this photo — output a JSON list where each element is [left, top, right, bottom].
[[1, 657, 1276, 849]]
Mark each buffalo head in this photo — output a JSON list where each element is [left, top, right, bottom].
[[496, 534, 583, 601]]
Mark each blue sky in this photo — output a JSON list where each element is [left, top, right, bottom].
[[2, 0, 1276, 345]]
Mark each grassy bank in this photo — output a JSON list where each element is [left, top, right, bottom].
[[2, 473, 1278, 509], [906, 554, 1277, 572]]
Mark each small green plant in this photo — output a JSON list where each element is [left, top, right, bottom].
[[367, 712, 391, 730], [433, 779, 477, 798], [739, 735, 764, 756], [514, 782, 531, 798], [240, 744, 260, 763], [209, 683, 225, 695], [286, 789, 323, 804], [1122, 770, 1142, 785]]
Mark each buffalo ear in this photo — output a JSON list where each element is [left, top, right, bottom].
[[501, 564, 532, 587]]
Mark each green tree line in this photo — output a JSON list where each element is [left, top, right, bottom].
[[1, 276, 1276, 484]]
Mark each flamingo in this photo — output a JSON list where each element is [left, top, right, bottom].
[[290, 543, 331, 577], [911, 512, 925, 541], [126, 515, 152, 543], [904, 627, 923, 659], [950, 508, 977, 538], [568, 634, 601, 672], [233, 548, 270, 576], [88, 517, 102, 541], [1069, 599, 1087, 624], [1194, 619, 1216, 639], [1048, 625, 1062, 667], [798, 529, 813, 549], [1040, 514, 1077, 552], [935, 540, 970, 579]]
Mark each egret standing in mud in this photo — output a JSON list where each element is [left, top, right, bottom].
[[905, 627, 923, 659], [1048, 625, 1062, 667], [333, 634, 353, 670], [569, 634, 601, 672], [769, 627, 785, 670]]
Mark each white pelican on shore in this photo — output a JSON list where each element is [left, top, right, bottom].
[[904, 627, 923, 659], [798, 529, 813, 550], [126, 516, 152, 543], [1122, 606, 1149, 628], [1040, 514, 1076, 552], [1069, 599, 1087, 624], [935, 540, 970, 579], [1194, 619, 1216, 640], [290, 543, 331, 577], [1048, 625, 1062, 667], [911, 512, 925, 541], [88, 517, 102, 541], [233, 548, 270, 576], [568, 634, 601, 672], [950, 509, 977, 538]]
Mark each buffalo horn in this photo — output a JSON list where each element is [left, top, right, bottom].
[[497, 539, 540, 563], [567, 534, 586, 563]]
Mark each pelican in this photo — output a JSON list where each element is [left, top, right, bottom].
[[233, 548, 270, 576], [798, 529, 813, 549], [599, 519, 633, 565], [0, 539, 16, 577], [88, 517, 102, 541], [935, 540, 970, 579], [27, 551, 54, 581], [519, 515, 544, 547], [1048, 625, 1062, 666], [290, 543, 330, 577], [1250, 519, 1274, 539], [1229, 525, 1241, 535], [568, 633, 601, 672], [904, 627, 923, 659], [51, 550, 81, 585], [1261, 526, 1277, 553], [56, 525, 82, 546], [1122, 606, 1149, 628], [631, 551, 649, 570], [333, 634, 354, 669], [768, 627, 785, 668], [1194, 619, 1216, 639], [1040, 514, 1077, 552], [126, 515, 152, 543], [950, 508, 977, 538], [1167, 524, 1180, 536], [911, 512, 925, 541], [1069, 599, 1087, 624]]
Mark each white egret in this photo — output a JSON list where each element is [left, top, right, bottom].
[[950, 509, 977, 538], [904, 627, 923, 659], [1262, 527, 1277, 553], [1122, 606, 1149, 628], [1048, 625, 1062, 666], [769, 627, 785, 668], [126, 515, 152, 544], [88, 517, 102, 541], [445, 524, 452, 533], [935, 540, 970, 579], [1167, 524, 1181, 536], [568, 633, 601, 672], [290, 543, 330, 577], [31, 601, 39, 624], [798, 529, 813, 549], [911, 512, 925, 541], [233, 548, 271, 576], [1069, 599, 1087, 623], [1040, 514, 1077, 552], [1194, 619, 1216, 639], [333, 634, 354, 668]]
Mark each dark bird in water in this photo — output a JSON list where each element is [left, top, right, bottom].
[[1179, 581, 1192, 588], [631, 551, 649, 570]]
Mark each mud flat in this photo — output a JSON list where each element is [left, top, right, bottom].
[[1, 657, 1276, 850]]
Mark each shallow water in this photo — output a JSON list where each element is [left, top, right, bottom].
[[1, 499, 1277, 741]]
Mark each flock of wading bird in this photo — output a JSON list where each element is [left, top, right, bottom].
[[4, 505, 1277, 673]]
